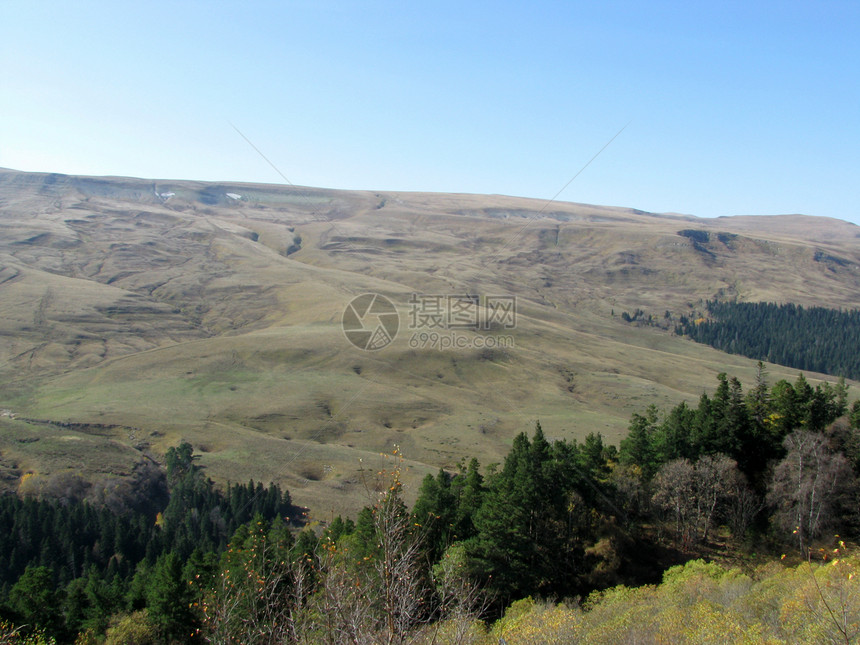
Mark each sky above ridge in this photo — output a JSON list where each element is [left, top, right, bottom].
[[1, 1, 858, 223]]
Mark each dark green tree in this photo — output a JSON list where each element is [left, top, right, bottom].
[[165, 442, 195, 484], [771, 379, 800, 439], [690, 392, 718, 457], [146, 552, 195, 642], [412, 469, 456, 562], [8, 566, 62, 636], [581, 432, 612, 480], [450, 457, 484, 539], [470, 423, 590, 601], [322, 515, 355, 544], [619, 406, 660, 476], [654, 402, 694, 463]]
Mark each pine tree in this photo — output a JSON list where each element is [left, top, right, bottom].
[[470, 423, 590, 601], [771, 379, 800, 439], [620, 406, 660, 476], [451, 457, 484, 539], [412, 469, 456, 562], [654, 402, 694, 463], [146, 552, 196, 641]]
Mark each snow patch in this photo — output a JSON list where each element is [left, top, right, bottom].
[[226, 192, 242, 200]]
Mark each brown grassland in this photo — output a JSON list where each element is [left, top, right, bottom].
[[1, 168, 858, 516]]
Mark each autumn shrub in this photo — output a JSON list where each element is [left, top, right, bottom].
[[480, 547, 860, 644]]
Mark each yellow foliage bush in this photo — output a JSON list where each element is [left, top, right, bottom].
[[103, 611, 159, 645], [479, 547, 860, 645]]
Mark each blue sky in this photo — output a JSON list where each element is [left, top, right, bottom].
[[2, 1, 858, 223]]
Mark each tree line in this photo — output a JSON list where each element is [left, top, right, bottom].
[[675, 301, 860, 379]]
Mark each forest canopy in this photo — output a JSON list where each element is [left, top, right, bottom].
[[676, 301, 860, 379]]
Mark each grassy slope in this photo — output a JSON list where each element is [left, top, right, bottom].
[[1, 169, 858, 516]]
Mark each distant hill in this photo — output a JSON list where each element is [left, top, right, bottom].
[[1, 167, 858, 515]]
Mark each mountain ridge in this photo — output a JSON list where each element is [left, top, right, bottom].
[[6, 166, 857, 228]]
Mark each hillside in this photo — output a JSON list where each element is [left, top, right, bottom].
[[1, 167, 858, 516]]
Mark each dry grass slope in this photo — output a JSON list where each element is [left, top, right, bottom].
[[1, 168, 858, 515]]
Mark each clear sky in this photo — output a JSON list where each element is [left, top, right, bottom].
[[2, 1, 858, 223]]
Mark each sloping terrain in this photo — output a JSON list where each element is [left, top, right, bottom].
[[1, 168, 858, 515]]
